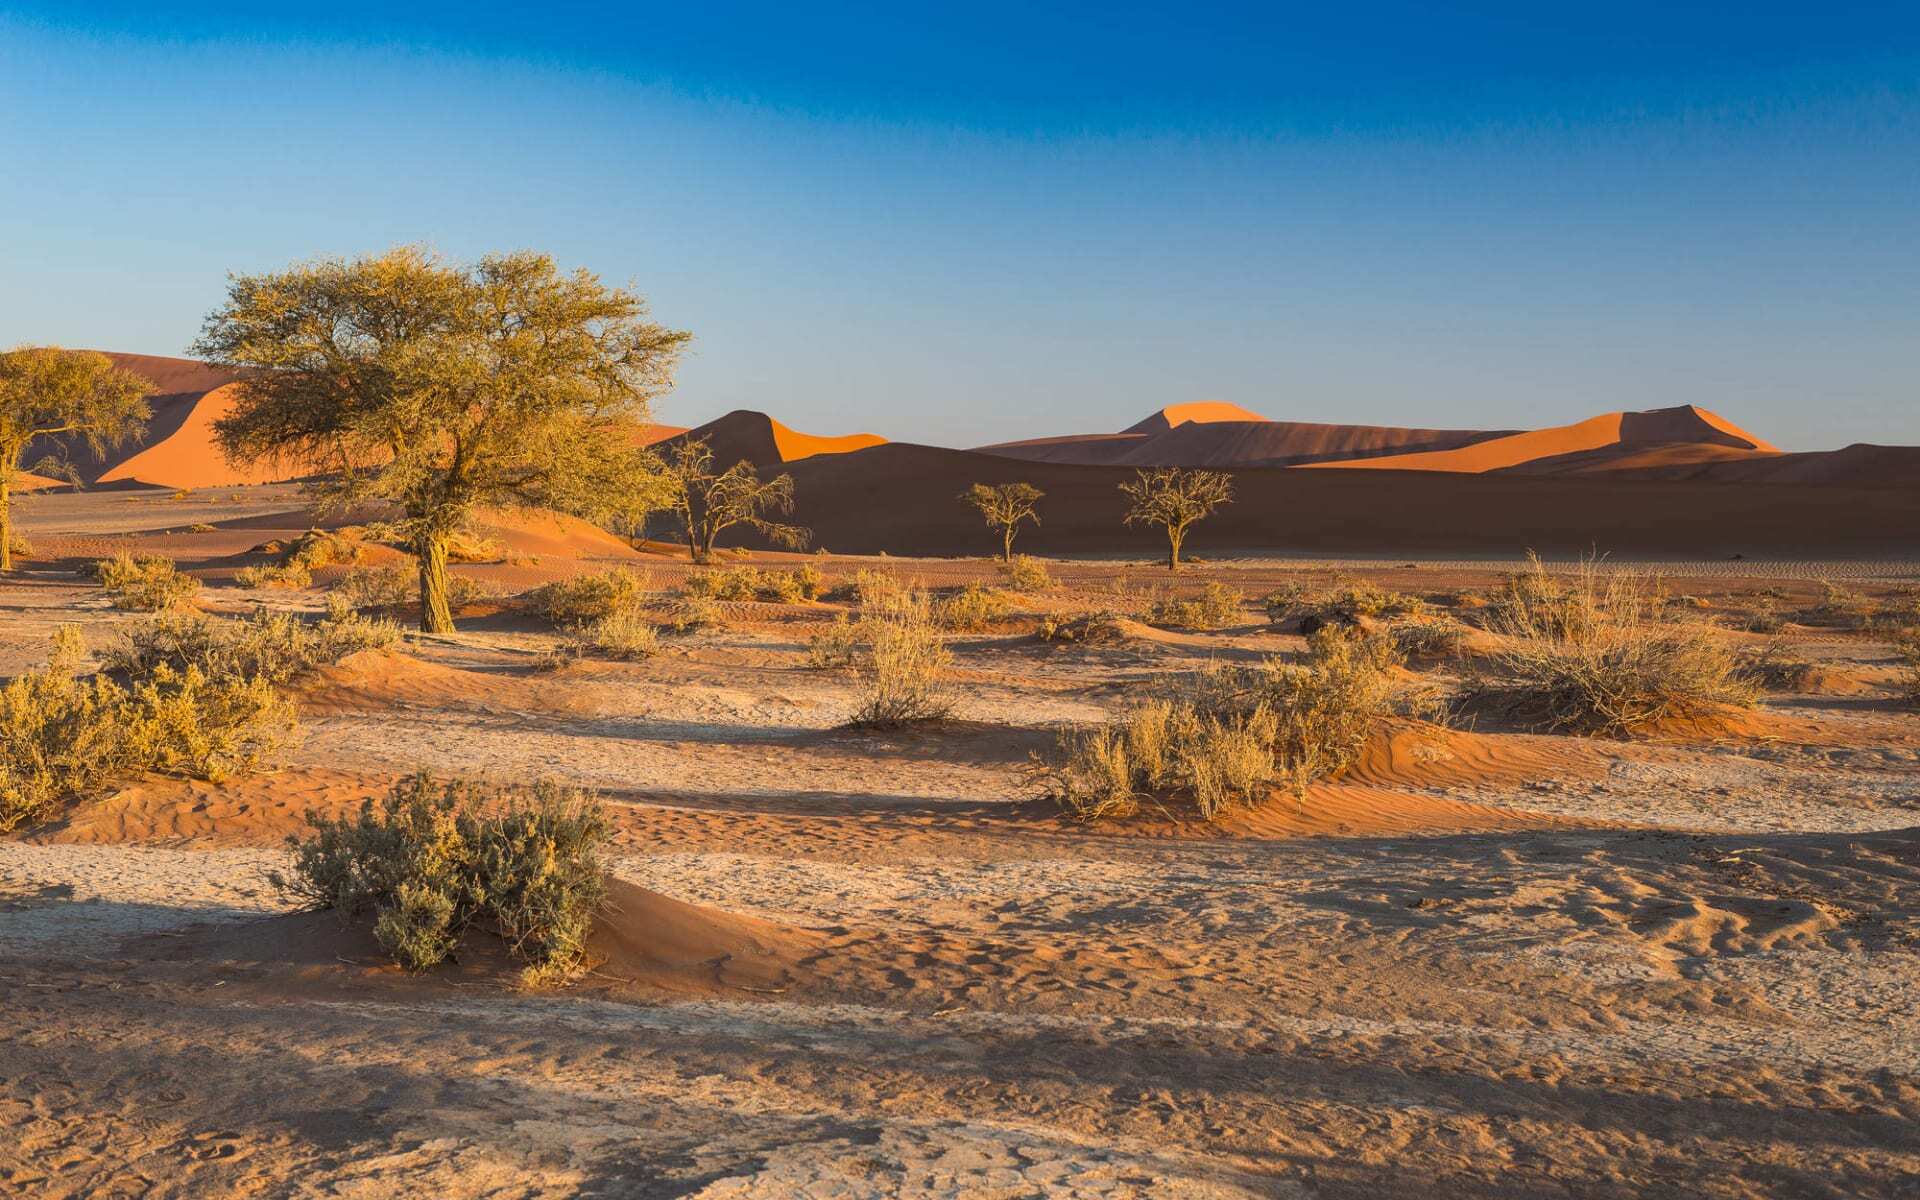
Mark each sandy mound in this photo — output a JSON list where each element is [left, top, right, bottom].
[[1122, 400, 1271, 433], [589, 877, 825, 995], [1301, 405, 1775, 474], [466, 506, 641, 560], [1349, 722, 1612, 790], [294, 649, 615, 717], [30, 768, 387, 847]]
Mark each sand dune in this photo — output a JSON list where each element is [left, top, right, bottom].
[[667, 409, 886, 466], [1122, 399, 1271, 433], [1301, 405, 1777, 473]]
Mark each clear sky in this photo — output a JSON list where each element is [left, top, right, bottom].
[[3, 3, 1917, 449]]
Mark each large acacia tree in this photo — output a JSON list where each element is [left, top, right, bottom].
[[198, 247, 688, 632], [0, 347, 153, 572]]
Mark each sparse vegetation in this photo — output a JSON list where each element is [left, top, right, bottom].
[[567, 609, 660, 660], [527, 568, 654, 625], [1146, 581, 1243, 630], [849, 589, 953, 727], [1468, 559, 1757, 735], [1735, 642, 1819, 693], [997, 554, 1054, 592], [106, 600, 400, 685], [934, 584, 1015, 631], [1806, 580, 1878, 629], [1118, 466, 1233, 571], [235, 562, 314, 590], [1036, 610, 1127, 646], [1894, 631, 1920, 707], [0, 624, 295, 832], [1037, 628, 1402, 822], [664, 438, 808, 564], [274, 772, 610, 982], [1389, 614, 1467, 662], [95, 552, 201, 611], [962, 482, 1044, 562], [0, 346, 152, 573], [806, 614, 861, 669]]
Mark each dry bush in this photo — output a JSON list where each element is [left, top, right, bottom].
[[662, 590, 721, 633], [935, 584, 1015, 631], [1734, 642, 1818, 693], [1740, 600, 1788, 634], [849, 589, 953, 727], [1146, 581, 1243, 630], [1389, 614, 1467, 662], [275, 772, 609, 982], [526, 567, 653, 625], [1310, 579, 1425, 623], [1261, 581, 1312, 622], [107, 600, 400, 686], [1469, 561, 1756, 735], [1036, 610, 1127, 646], [236, 562, 314, 590], [1037, 629, 1401, 821], [998, 555, 1055, 593], [95, 552, 200, 611], [567, 609, 660, 660], [0, 625, 294, 832], [334, 562, 487, 612], [806, 614, 860, 670], [1806, 580, 1878, 629], [683, 565, 762, 601], [6, 528, 34, 561], [1873, 591, 1920, 634]]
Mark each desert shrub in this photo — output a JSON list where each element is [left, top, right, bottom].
[[790, 564, 825, 600], [286, 529, 367, 570], [6, 528, 34, 560], [1872, 591, 1920, 634], [95, 552, 200, 611], [333, 562, 487, 612], [1311, 580, 1426, 623], [1261, 581, 1312, 622], [849, 589, 953, 727], [568, 609, 660, 660], [525, 567, 652, 625], [663, 590, 720, 633], [683, 565, 762, 601], [1894, 632, 1920, 707], [235, 562, 314, 590], [1036, 610, 1127, 645], [935, 584, 1015, 631], [274, 772, 609, 982], [1734, 642, 1818, 693], [854, 568, 907, 608], [1147, 581, 1243, 630], [754, 570, 805, 604], [107, 601, 400, 685], [1740, 600, 1788, 634], [998, 555, 1055, 593], [1037, 629, 1401, 821], [0, 626, 295, 832], [1807, 580, 1878, 629], [1389, 614, 1467, 662], [806, 614, 860, 669], [1469, 564, 1757, 735]]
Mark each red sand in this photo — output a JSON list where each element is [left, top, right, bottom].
[[1301, 406, 1775, 474]]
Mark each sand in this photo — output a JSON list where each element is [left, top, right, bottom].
[[1301, 406, 1775, 474]]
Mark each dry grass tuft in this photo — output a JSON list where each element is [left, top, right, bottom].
[[1388, 614, 1468, 662], [1893, 631, 1920, 707], [95, 552, 200, 611], [997, 555, 1055, 593], [934, 584, 1016, 631], [1734, 642, 1819, 693], [849, 589, 954, 727], [1146, 581, 1243, 630], [275, 772, 609, 982]]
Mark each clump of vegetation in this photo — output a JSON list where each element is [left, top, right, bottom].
[[1146, 581, 1243, 630], [664, 437, 808, 563], [997, 554, 1055, 593], [1894, 632, 1920, 707], [806, 614, 861, 670], [934, 584, 1015, 632], [526, 567, 653, 625], [334, 562, 488, 613], [1806, 580, 1878, 629], [1261, 581, 1312, 623], [1739, 599, 1788, 634], [683, 564, 762, 601], [0, 625, 296, 832], [1734, 642, 1819, 693], [274, 772, 610, 982], [1036, 629, 1402, 822], [1036, 610, 1127, 646], [1389, 614, 1467, 662], [961, 482, 1044, 562], [1310, 580, 1426, 623], [1468, 560, 1757, 736], [94, 552, 201, 611], [235, 562, 314, 590], [566, 609, 660, 661], [849, 589, 953, 728], [1119, 466, 1233, 571], [106, 600, 401, 685], [662, 590, 721, 634]]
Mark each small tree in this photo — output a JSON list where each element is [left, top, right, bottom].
[[962, 482, 1043, 562], [1119, 467, 1233, 571], [197, 247, 688, 633], [665, 437, 809, 563], [0, 347, 152, 572]]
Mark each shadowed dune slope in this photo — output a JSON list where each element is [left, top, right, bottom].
[[767, 441, 1920, 557], [983, 414, 1510, 468], [1302, 405, 1778, 473], [666, 409, 886, 467], [1122, 400, 1271, 433]]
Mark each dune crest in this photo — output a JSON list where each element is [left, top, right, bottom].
[[1300, 405, 1777, 474], [1123, 400, 1271, 434]]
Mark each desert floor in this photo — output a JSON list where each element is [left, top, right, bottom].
[[3, 487, 1919, 1199]]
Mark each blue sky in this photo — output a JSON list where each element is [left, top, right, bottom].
[[2, 3, 1917, 449]]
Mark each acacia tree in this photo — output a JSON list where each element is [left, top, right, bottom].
[[0, 347, 152, 572], [1119, 466, 1234, 570], [962, 482, 1043, 562], [198, 247, 688, 632], [664, 437, 809, 563]]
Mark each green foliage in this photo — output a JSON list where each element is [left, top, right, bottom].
[[0, 625, 295, 832], [1146, 581, 1243, 630], [106, 601, 401, 686], [94, 552, 201, 611], [275, 772, 610, 981], [526, 567, 653, 624]]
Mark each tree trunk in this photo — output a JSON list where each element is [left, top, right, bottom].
[[1002, 526, 1015, 563], [417, 531, 455, 634], [1167, 525, 1183, 571], [0, 473, 12, 573]]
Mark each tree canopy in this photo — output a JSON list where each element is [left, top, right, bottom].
[[0, 346, 153, 572], [962, 482, 1043, 562], [1119, 467, 1234, 570], [196, 247, 688, 631]]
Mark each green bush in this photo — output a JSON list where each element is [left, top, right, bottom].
[[998, 555, 1055, 593], [683, 565, 761, 601], [274, 772, 610, 982], [0, 626, 295, 832], [95, 552, 200, 611]]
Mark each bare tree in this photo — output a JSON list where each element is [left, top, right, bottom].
[[665, 437, 809, 563], [1119, 467, 1233, 571], [962, 482, 1043, 562], [0, 347, 152, 572], [199, 247, 687, 632]]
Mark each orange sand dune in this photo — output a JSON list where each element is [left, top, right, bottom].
[[1301, 406, 1776, 473], [8, 471, 68, 491], [983, 414, 1509, 468], [97, 383, 315, 489], [590, 877, 826, 996], [1123, 400, 1271, 434], [667, 409, 886, 467]]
